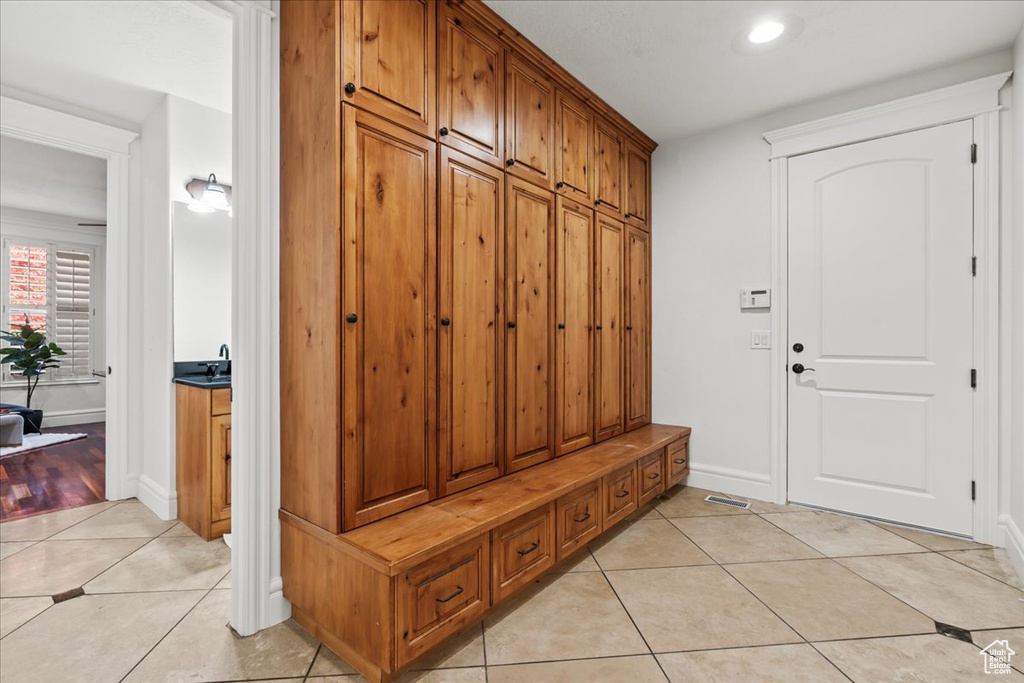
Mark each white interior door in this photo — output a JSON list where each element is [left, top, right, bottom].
[[787, 120, 974, 536]]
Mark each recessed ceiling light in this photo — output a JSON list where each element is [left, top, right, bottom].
[[748, 21, 785, 44]]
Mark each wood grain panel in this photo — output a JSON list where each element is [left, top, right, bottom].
[[505, 55, 554, 188], [666, 436, 689, 487], [342, 0, 436, 137], [638, 450, 664, 506], [438, 4, 503, 165], [342, 106, 437, 530], [491, 503, 555, 602], [554, 197, 594, 456], [210, 415, 232, 524], [604, 464, 637, 527], [556, 479, 601, 560], [175, 384, 212, 539], [625, 226, 650, 430], [625, 141, 650, 229], [504, 176, 555, 473], [280, 0, 342, 533], [593, 118, 624, 219], [439, 147, 504, 496], [211, 388, 231, 416], [554, 89, 592, 202], [594, 213, 624, 442]]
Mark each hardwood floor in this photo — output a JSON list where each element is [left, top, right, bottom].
[[0, 422, 106, 522]]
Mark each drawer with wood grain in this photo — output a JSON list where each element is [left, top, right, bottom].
[[638, 450, 664, 506], [492, 504, 555, 602], [211, 388, 231, 416], [666, 437, 689, 487], [556, 480, 602, 560], [604, 464, 637, 527], [397, 535, 489, 667]]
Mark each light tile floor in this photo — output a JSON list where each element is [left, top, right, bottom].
[[1, 489, 1022, 682]]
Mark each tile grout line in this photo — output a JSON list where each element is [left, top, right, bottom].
[[0, 499, 125, 543], [805, 640, 857, 682], [934, 549, 1024, 592], [302, 642, 322, 682]]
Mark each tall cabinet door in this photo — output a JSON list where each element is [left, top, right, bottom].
[[211, 415, 232, 524], [438, 5, 503, 166], [554, 89, 592, 203], [342, 0, 436, 138], [439, 148, 504, 496], [625, 226, 651, 430], [594, 215, 625, 442], [505, 177, 556, 473], [593, 118, 625, 219], [554, 197, 594, 456], [341, 107, 437, 530], [624, 141, 650, 230], [505, 55, 555, 189]]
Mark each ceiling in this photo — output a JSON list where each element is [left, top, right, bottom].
[[0, 0, 231, 125], [0, 136, 107, 222], [484, 0, 1024, 141]]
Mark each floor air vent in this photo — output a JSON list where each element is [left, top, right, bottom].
[[704, 495, 752, 510]]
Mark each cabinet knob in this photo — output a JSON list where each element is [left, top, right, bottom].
[[594, 199, 602, 206], [625, 212, 633, 218], [344, 82, 356, 95], [441, 317, 451, 326], [507, 321, 516, 329], [346, 313, 358, 323], [506, 159, 515, 167], [557, 323, 566, 330], [439, 127, 449, 136], [626, 325, 633, 331], [595, 324, 602, 331], [555, 181, 564, 189]]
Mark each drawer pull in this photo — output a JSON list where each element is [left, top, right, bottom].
[[674, 458, 686, 464], [615, 490, 630, 499], [573, 511, 591, 523], [648, 472, 660, 480], [517, 542, 539, 556], [435, 586, 464, 603]]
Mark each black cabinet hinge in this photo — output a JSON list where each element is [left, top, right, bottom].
[[972, 256, 977, 276], [971, 480, 976, 501], [970, 143, 977, 164], [970, 368, 977, 389]]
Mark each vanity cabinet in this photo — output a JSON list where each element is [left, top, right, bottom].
[[175, 384, 232, 540]]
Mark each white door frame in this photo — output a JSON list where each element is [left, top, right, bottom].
[[0, 96, 136, 503], [764, 71, 1011, 544]]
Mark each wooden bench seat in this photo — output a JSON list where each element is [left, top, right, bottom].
[[280, 423, 691, 683]]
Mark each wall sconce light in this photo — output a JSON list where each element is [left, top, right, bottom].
[[186, 173, 232, 214]]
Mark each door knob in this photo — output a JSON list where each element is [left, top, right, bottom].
[[793, 342, 804, 353], [792, 363, 815, 374]]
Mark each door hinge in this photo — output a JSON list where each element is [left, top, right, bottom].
[[972, 256, 977, 277], [970, 368, 977, 389], [970, 143, 977, 164], [971, 480, 976, 501]]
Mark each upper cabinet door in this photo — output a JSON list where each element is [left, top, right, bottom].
[[341, 107, 437, 530], [505, 176, 556, 474], [554, 197, 594, 456], [594, 214, 625, 443], [505, 55, 555, 189], [625, 141, 651, 230], [438, 6, 503, 166], [439, 147, 504, 496], [593, 118, 625, 219], [342, 0, 436, 138], [625, 226, 650, 431], [554, 89, 593, 203]]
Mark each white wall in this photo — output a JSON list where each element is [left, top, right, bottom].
[[0, 207, 106, 426], [652, 50, 1013, 504], [135, 95, 232, 519]]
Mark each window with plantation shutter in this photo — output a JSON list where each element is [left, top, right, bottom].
[[53, 250, 92, 378]]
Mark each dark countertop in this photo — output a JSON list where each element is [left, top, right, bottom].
[[173, 360, 231, 389]]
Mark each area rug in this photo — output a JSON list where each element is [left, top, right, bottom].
[[0, 433, 87, 458]]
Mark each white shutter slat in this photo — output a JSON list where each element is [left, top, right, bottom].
[[52, 249, 92, 378]]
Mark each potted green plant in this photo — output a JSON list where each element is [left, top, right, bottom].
[[0, 316, 66, 433]]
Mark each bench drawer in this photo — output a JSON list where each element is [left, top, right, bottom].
[[604, 465, 637, 527], [666, 437, 689, 487], [556, 481, 602, 561], [492, 504, 555, 602], [638, 451, 664, 506], [397, 535, 489, 666]]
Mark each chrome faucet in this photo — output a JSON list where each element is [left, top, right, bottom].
[[219, 344, 230, 361]]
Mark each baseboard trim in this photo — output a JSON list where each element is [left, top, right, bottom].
[[687, 463, 774, 502], [41, 408, 105, 428], [137, 474, 178, 521], [998, 514, 1024, 586], [266, 576, 291, 628]]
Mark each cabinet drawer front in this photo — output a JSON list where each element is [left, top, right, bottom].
[[398, 535, 489, 666], [492, 504, 555, 602], [604, 465, 637, 527], [556, 482, 601, 560], [638, 451, 664, 506], [211, 388, 231, 416], [667, 438, 689, 484]]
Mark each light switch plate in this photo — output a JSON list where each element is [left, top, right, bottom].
[[751, 330, 771, 349]]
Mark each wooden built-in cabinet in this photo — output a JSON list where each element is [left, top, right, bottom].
[[175, 384, 231, 541], [281, 2, 670, 679]]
